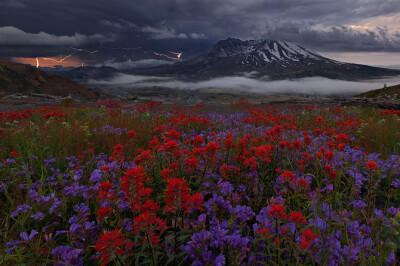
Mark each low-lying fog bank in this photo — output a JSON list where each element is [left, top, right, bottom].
[[88, 74, 400, 97]]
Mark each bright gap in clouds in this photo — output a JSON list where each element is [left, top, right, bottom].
[[89, 74, 400, 96]]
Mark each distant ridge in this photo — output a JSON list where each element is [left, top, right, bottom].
[[0, 58, 103, 99], [357, 83, 400, 98]]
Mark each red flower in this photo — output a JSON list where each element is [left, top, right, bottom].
[[292, 140, 302, 150], [134, 149, 153, 165], [193, 135, 205, 146], [101, 166, 110, 172], [255, 144, 273, 161], [110, 144, 124, 163], [297, 178, 309, 189], [205, 142, 221, 158], [186, 157, 199, 172], [97, 206, 112, 220], [266, 204, 287, 219], [244, 156, 257, 170], [160, 169, 171, 180], [366, 161, 378, 171], [299, 236, 311, 250], [289, 211, 308, 224], [163, 140, 179, 153], [330, 171, 337, 180], [327, 142, 335, 150], [280, 226, 289, 235], [281, 171, 295, 183], [224, 136, 235, 150], [164, 178, 190, 213], [169, 162, 180, 170], [325, 165, 332, 173], [302, 227, 319, 240], [220, 164, 230, 178], [324, 151, 334, 162], [127, 130, 136, 139], [303, 135, 312, 145], [121, 167, 152, 210], [167, 129, 181, 140], [184, 192, 204, 213], [299, 227, 319, 251], [99, 181, 113, 192], [256, 226, 271, 238], [314, 129, 322, 136], [132, 212, 157, 234], [94, 230, 132, 266], [336, 133, 350, 143]]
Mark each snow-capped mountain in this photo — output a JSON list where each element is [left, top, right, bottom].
[[135, 38, 400, 80], [208, 38, 323, 63]]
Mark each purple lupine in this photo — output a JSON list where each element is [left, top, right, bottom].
[[30, 212, 45, 221], [11, 204, 32, 217], [51, 246, 84, 266], [20, 230, 38, 242]]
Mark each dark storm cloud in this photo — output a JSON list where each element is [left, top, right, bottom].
[[260, 22, 400, 52], [1, 0, 400, 59], [0, 26, 108, 46]]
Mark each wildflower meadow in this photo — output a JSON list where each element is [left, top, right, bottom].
[[1, 98, 400, 265]]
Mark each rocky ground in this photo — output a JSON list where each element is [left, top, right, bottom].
[[1, 92, 399, 113]]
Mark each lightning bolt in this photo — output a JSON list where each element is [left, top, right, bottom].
[[170, 51, 183, 59], [70, 47, 98, 53], [152, 51, 182, 60], [40, 53, 75, 64], [35, 47, 99, 68]]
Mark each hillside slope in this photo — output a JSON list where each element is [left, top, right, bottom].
[[357, 84, 400, 98], [0, 58, 103, 99]]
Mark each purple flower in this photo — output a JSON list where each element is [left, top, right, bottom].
[[20, 230, 38, 242], [69, 223, 82, 234], [214, 253, 226, 266], [50, 198, 63, 214], [387, 207, 400, 216], [350, 200, 366, 210], [342, 245, 360, 264], [237, 185, 246, 193], [89, 169, 102, 183], [218, 179, 234, 195], [73, 169, 83, 181], [232, 205, 255, 223], [44, 158, 56, 167], [374, 209, 385, 220], [0, 181, 8, 192], [74, 203, 90, 217], [11, 204, 32, 217], [51, 246, 84, 266], [5, 240, 21, 254], [30, 212, 45, 221], [204, 194, 232, 216], [55, 230, 68, 236], [386, 250, 396, 265], [181, 230, 212, 258], [391, 179, 400, 188]]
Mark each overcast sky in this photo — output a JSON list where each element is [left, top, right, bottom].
[[1, 0, 400, 67]]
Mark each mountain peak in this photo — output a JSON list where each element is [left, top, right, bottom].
[[209, 38, 323, 63]]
